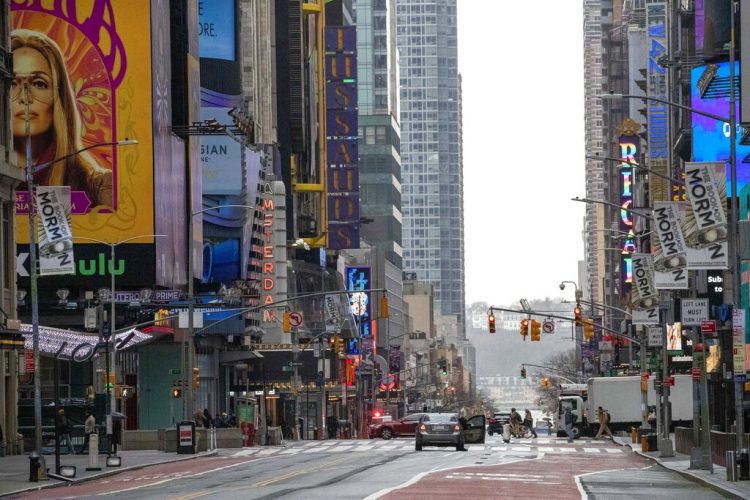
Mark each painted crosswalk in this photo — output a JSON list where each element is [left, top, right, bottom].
[[229, 437, 627, 458]]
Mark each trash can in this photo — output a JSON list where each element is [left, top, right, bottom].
[[739, 448, 750, 480], [176, 421, 196, 454], [727, 451, 738, 481]]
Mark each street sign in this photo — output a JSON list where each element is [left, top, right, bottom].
[[647, 327, 663, 347], [640, 373, 650, 382], [681, 299, 708, 326], [542, 319, 554, 333], [282, 366, 293, 372], [663, 376, 675, 387], [700, 320, 716, 334], [288, 311, 303, 327], [169, 369, 181, 375], [736, 373, 747, 382], [24, 351, 34, 373], [287, 361, 303, 367], [692, 367, 701, 380]]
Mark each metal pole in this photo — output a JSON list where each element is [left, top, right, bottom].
[[24, 83, 43, 457], [292, 326, 300, 439], [110, 244, 116, 416], [700, 331, 714, 472], [639, 327, 648, 428], [660, 303, 674, 457], [186, 211, 194, 421], [729, 0, 744, 452], [690, 326, 702, 469]]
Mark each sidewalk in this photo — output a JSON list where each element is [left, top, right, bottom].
[[0, 449, 217, 497], [613, 436, 750, 499]]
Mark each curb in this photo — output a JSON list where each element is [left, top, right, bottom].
[[621, 442, 747, 500], [2, 450, 218, 497]]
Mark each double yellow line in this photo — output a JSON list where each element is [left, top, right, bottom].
[[175, 456, 349, 499]]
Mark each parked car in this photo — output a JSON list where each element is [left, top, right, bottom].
[[370, 413, 426, 439], [414, 413, 486, 451], [487, 412, 510, 436]]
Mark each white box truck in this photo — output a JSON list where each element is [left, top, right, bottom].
[[554, 375, 693, 438]]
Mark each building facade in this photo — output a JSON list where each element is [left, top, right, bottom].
[[395, 0, 465, 337]]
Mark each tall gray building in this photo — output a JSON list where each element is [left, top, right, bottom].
[[395, 0, 464, 336]]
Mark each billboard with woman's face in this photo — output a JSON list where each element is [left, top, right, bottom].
[[11, 0, 154, 244]]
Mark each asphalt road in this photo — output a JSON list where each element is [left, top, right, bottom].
[[18, 436, 726, 499]]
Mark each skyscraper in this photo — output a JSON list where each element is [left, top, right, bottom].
[[396, 0, 464, 335]]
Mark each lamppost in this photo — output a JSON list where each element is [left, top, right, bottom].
[[603, 77, 744, 449], [19, 77, 138, 457], [186, 204, 254, 420], [73, 234, 165, 422]]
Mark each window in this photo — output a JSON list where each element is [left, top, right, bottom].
[[2, 202, 10, 289]]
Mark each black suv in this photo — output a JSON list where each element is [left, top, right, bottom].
[[487, 412, 510, 435]]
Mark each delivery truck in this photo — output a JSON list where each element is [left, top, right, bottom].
[[554, 375, 693, 438]]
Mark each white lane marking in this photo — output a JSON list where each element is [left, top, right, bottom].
[[380, 445, 398, 450], [537, 447, 555, 452], [606, 448, 624, 453], [355, 446, 375, 451], [583, 448, 601, 453], [364, 454, 545, 500], [94, 459, 255, 496], [280, 449, 301, 454], [257, 449, 278, 455], [511, 446, 530, 451], [327, 446, 353, 452], [558, 447, 576, 453]]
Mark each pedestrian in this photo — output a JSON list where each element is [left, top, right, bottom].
[[56, 409, 75, 454], [563, 406, 576, 443], [110, 418, 122, 455], [594, 406, 614, 440], [326, 414, 338, 439], [194, 409, 205, 427], [203, 408, 213, 428], [524, 409, 538, 438], [647, 406, 657, 429], [81, 409, 96, 454], [457, 415, 468, 451]]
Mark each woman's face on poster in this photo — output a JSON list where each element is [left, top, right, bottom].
[[11, 47, 54, 138]]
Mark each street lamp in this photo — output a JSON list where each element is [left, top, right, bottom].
[[186, 204, 254, 420], [73, 234, 165, 422], [603, 75, 745, 449], [20, 75, 139, 457]]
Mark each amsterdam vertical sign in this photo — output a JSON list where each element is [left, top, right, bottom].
[[325, 26, 360, 249]]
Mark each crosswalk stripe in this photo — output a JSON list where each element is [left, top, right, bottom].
[[583, 448, 601, 453], [606, 448, 624, 453], [537, 447, 555, 452]]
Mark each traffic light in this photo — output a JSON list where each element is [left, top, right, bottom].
[[530, 320, 541, 341], [193, 367, 200, 389], [102, 371, 115, 389], [520, 366, 527, 379], [440, 359, 448, 376], [520, 319, 529, 340], [488, 313, 496, 333], [334, 337, 344, 358], [380, 294, 389, 319], [171, 387, 182, 398], [574, 306, 582, 326], [583, 318, 595, 341], [282, 311, 291, 333]]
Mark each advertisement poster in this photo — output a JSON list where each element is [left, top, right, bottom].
[[652, 202, 688, 289], [12, 1, 154, 244], [631, 253, 659, 325], [35, 186, 74, 275], [666, 322, 683, 353]]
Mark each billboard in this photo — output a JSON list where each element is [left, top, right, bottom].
[[646, 1, 670, 203], [198, 0, 236, 61], [12, 1, 154, 245], [346, 267, 372, 338], [692, 62, 750, 195], [326, 26, 360, 249]]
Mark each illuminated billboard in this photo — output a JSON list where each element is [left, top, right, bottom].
[[346, 267, 371, 338], [692, 61, 750, 195], [617, 133, 636, 296], [198, 0, 236, 61], [12, 1, 154, 245]]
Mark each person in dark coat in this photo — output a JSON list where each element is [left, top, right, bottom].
[[110, 418, 122, 455], [56, 409, 75, 454], [326, 415, 338, 439], [203, 408, 213, 428]]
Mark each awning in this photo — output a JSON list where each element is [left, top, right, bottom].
[[219, 350, 264, 364]]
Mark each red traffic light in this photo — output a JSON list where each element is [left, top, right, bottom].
[[573, 306, 582, 326], [488, 313, 496, 333]]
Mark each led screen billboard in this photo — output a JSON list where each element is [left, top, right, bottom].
[[12, 1, 154, 244], [198, 0, 236, 61], [691, 62, 750, 195]]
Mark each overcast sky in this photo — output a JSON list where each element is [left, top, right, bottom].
[[458, 2, 586, 307]]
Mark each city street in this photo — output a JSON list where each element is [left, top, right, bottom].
[[16, 437, 725, 499]]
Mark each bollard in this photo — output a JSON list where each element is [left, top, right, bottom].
[[28, 452, 41, 482], [631, 426, 637, 444], [86, 434, 101, 471], [641, 435, 648, 453], [727, 451, 738, 481]]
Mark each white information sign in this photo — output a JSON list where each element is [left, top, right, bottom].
[[680, 299, 708, 326], [648, 326, 663, 347]]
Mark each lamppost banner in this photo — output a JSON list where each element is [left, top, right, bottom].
[[652, 201, 688, 289], [35, 186, 74, 276], [681, 162, 728, 269], [631, 253, 659, 325]]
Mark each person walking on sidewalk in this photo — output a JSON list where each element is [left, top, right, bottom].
[[563, 407, 576, 443], [594, 406, 614, 440], [81, 409, 96, 454], [524, 409, 538, 438], [56, 409, 75, 454]]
